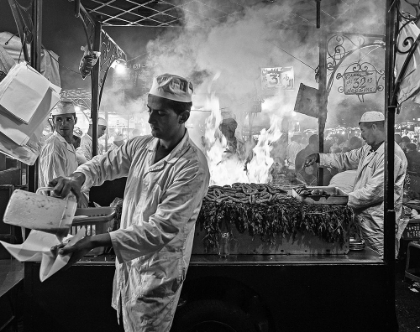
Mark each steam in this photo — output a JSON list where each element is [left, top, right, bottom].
[[100, 0, 387, 183]]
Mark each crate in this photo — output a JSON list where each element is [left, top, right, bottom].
[[69, 207, 115, 256], [402, 219, 420, 240]]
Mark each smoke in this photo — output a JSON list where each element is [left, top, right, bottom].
[[99, 0, 387, 182]]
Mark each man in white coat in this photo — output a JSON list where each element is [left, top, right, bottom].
[[78, 117, 107, 161], [305, 111, 407, 258], [38, 102, 79, 188], [39, 102, 89, 207], [49, 73, 210, 332]]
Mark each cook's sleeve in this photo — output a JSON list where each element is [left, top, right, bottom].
[[319, 147, 363, 171], [39, 141, 69, 186], [75, 139, 136, 190], [110, 159, 210, 263], [78, 138, 92, 161], [347, 157, 384, 209]]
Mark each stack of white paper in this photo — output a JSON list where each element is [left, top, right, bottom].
[[0, 62, 61, 164]]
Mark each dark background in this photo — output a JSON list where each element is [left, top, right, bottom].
[[0, 0, 165, 90]]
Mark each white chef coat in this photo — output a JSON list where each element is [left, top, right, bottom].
[[76, 130, 210, 332], [320, 142, 407, 257], [38, 132, 78, 188], [78, 133, 104, 161]]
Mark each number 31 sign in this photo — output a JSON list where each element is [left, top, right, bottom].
[[261, 67, 294, 90]]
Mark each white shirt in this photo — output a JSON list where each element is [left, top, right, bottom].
[[76, 131, 210, 332], [38, 132, 78, 188], [78, 133, 104, 161], [320, 142, 407, 257]]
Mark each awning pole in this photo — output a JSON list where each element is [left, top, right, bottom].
[[28, 0, 42, 193], [384, 0, 398, 330], [317, 32, 327, 185], [91, 18, 102, 157]]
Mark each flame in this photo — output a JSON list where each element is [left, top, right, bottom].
[[203, 91, 284, 185]]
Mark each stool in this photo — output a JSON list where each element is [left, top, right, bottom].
[[405, 241, 420, 282]]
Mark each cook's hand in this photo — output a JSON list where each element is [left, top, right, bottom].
[[48, 172, 86, 202], [51, 237, 94, 270], [304, 153, 320, 167]]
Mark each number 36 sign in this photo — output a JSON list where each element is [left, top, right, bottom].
[[261, 67, 294, 90]]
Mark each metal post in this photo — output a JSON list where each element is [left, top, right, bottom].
[[317, 32, 327, 185], [91, 19, 102, 157], [384, 0, 398, 330], [28, 0, 42, 193]]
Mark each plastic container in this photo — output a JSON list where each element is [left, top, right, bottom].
[[69, 207, 115, 256], [3, 187, 77, 241]]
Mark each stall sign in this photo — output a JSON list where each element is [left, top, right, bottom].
[[343, 71, 377, 95], [261, 67, 294, 90]]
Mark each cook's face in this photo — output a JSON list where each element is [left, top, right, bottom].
[[147, 105, 180, 140], [53, 114, 76, 139], [359, 123, 375, 146], [98, 125, 107, 138]]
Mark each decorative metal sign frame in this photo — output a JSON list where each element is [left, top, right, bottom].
[[336, 61, 384, 102], [325, 33, 385, 102]]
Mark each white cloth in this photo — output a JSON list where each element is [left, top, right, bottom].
[[329, 170, 357, 194], [78, 133, 104, 161], [0, 228, 85, 282], [76, 130, 210, 332], [320, 143, 407, 257], [38, 132, 78, 188]]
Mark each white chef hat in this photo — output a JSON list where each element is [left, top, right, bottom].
[[359, 111, 385, 123], [51, 101, 76, 116], [88, 117, 107, 126], [149, 73, 193, 103]]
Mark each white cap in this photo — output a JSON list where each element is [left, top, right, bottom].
[[113, 134, 125, 142], [359, 111, 385, 123], [149, 73, 193, 103], [89, 117, 107, 126], [51, 101, 76, 116]]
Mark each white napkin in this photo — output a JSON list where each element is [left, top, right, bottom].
[[0, 227, 86, 282]]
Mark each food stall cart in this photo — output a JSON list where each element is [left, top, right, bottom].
[[3, 0, 417, 331]]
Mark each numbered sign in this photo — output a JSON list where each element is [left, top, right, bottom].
[[261, 67, 294, 90], [343, 71, 377, 95]]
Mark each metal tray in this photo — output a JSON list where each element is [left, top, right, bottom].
[[292, 186, 348, 205]]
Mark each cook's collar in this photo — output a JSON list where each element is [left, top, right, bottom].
[[367, 141, 384, 155], [146, 130, 191, 164], [53, 131, 76, 152]]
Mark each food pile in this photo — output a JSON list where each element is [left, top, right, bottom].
[[295, 187, 329, 197], [197, 184, 353, 252]]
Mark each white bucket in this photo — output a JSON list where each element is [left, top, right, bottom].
[[3, 187, 77, 241]]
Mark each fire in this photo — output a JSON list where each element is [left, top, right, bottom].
[[202, 92, 284, 186]]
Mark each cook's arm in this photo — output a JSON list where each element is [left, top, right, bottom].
[[76, 139, 136, 189], [319, 147, 363, 171], [50, 139, 136, 200], [110, 159, 210, 263]]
